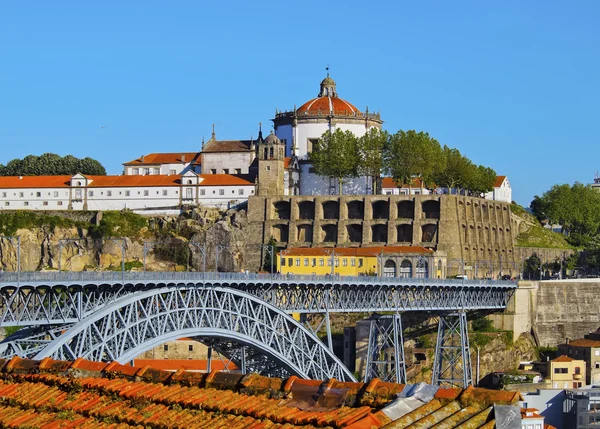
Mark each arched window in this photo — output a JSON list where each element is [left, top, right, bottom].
[[400, 259, 412, 278], [383, 260, 396, 277]]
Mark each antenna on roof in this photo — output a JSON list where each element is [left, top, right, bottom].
[[326, 64, 329, 77], [211, 123, 216, 140]]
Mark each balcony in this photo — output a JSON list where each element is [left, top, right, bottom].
[[574, 374, 583, 380]]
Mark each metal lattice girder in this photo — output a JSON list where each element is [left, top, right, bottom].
[[0, 272, 516, 326], [431, 312, 473, 388], [364, 313, 406, 384], [24, 286, 354, 382]]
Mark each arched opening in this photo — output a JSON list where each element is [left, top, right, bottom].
[[372, 200, 389, 219], [346, 224, 363, 243], [383, 260, 396, 277], [271, 225, 289, 242], [397, 224, 413, 242], [347, 201, 364, 219], [421, 224, 438, 242], [399, 259, 412, 278], [422, 200, 440, 219], [321, 224, 337, 242], [371, 224, 387, 242], [273, 201, 290, 220], [298, 201, 315, 220], [397, 200, 414, 219], [416, 259, 429, 278], [322, 201, 339, 219], [297, 225, 313, 242]]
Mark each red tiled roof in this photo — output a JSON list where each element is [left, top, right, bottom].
[[494, 175, 506, 187], [123, 152, 201, 166], [0, 357, 522, 429], [202, 139, 252, 153], [281, 246, 434, 257], [0, 174, 254, 189], [551, 355, 576, 363], [562, 339, 600, 348], [132, 359, 237, 372], [297, 96, 360, 115], [381, 177, 426, 189]]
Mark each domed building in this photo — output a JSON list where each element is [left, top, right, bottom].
[[272, 73, 383, 195]]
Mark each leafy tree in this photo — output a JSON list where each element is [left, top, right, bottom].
[[263, 237, 277, 273], [466, 165, 497, 196], [524, 253, 541, 279], [357, 128, 388, 194], [385, 130, 444, 189], [0, 153, 106, 176], [530, 195, 548, 222], [472, 317, 494, 332], [535, 182, 600, 238], [434, 146, 472, 192], [309, 129, 359, 195]]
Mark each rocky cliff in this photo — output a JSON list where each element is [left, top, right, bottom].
[[0, 208, 259, 273]]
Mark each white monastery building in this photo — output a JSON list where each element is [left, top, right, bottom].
[[0, 73, 511, 213]]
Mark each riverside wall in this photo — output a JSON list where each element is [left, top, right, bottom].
[[490, 279, 600, 346]]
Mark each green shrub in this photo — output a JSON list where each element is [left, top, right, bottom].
[[89, 211, 147, 238], [0, 212, 85, 236], [471, 332, 492, 349], [472, 317, 494, 332]]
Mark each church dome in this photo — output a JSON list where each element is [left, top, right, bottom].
[[296, 73, 361, 116], [264, 131, 281, 144]]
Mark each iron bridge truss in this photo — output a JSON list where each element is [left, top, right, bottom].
[[0, 272, 516, 386]]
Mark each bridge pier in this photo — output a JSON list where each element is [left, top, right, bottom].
[[432, 312, 473, 388], [364, 313, 406, 384]]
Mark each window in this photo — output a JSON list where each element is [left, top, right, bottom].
[[351, 258, 356, 267], [162, 190, 168, 196], [266, 166, 271, 171], [359, 258, 364, 267], [57, 201, 63, 206], [125, 190, 131, 196], [235, 168, 241, 174], [295, 258, 300, 266], [107, 191, 112, 197], [210, 169, 217, 174], [319, 258, 324, 266], [144, 190, 149, 196], [43, 201, 48, 206], [200, 189, 205, 195], [595, 362, 600, 369], [309, 167, 316, 173], [575, 366, 581, 374], [89, 191, 94, 197], [307, 138, 318, 153], [163, 345, 168, 352], [595, 350, 600, 356], [238, 189, 244, 195], [304, 258, 309, 266], [4, 202, 9, 206], [169, 169, 176, 175], [75, 189, 82, 199], [311, 258, 316, 267], [19, 192, 24, 198], [143, 168, 150, 175], [1, 192, 5, 197], [36, 192, 41, 197], [327, 259, 332, 266], [335, 258, 339, 267], [188, 345, 193, 352], [133, 168, 139, 175], [554, 367, 568, 374], [152, 168, 160, 175], [24, 201, 29, 206], [219, 189, 225, 195], [281, 257, 286, 267], [287, 258, 292, 266], [223, 169, 229, 174], [185, 188, 193, 199]]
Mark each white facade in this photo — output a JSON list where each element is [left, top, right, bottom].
[[0, 173, 255, 214], [123, 153, 201, 176], [485, 176, 512, 203], [201, 152, 252, 175]]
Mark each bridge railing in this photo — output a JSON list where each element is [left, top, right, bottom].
[[0, 271, 516, 288]]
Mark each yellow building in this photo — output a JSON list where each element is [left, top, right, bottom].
[[548, 355, 586, 389], [276, 246, 438, 278]]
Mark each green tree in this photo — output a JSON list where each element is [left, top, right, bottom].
[[524, 253, 541, 279], [263, 237, 277, 273], [466, 165, 497, 196], [309, 129, 359, 195], [385, 130, 444, 189], [536, 182, 600, 237], [357, 128, 388, 195], [434, 146, 472, 192], [0, 153, 107, 176]]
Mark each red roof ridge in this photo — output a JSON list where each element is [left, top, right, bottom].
[[551, 355, 577, 362]]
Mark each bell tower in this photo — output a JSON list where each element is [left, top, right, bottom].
[[257, 129, 286, 196]]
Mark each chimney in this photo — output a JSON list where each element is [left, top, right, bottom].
[[566, 337, 570, 344], [141, 154, 145, 163], [182, 154, 186, 163]]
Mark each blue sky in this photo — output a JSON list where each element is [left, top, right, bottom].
[[1, 1, 598, 206]]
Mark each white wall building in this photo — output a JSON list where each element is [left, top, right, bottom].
[[123, 152, 201, 176], [0, 172, 255, 214], [485, 175, 512, 203], [381, 177, 433, 196], [273, 74, 383, 196]]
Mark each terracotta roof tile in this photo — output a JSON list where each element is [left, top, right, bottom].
[[297, 96, 360, 116], [381, 177, 426, 189], [551, 355, 576, 362], [202, 139, 253, 153], [0, 357, 523, 429], [562, 339, 600, 347], [123, 152, 201, 166], [494, 175, 507, 187]]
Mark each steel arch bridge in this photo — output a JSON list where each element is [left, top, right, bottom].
[[0, 271, 517, 386]]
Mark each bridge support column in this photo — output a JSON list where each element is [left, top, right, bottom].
[[432, 312, 473, 388], [364, 313, 406, 384]]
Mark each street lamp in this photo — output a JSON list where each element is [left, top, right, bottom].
[[0, 236, 20, 286]]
